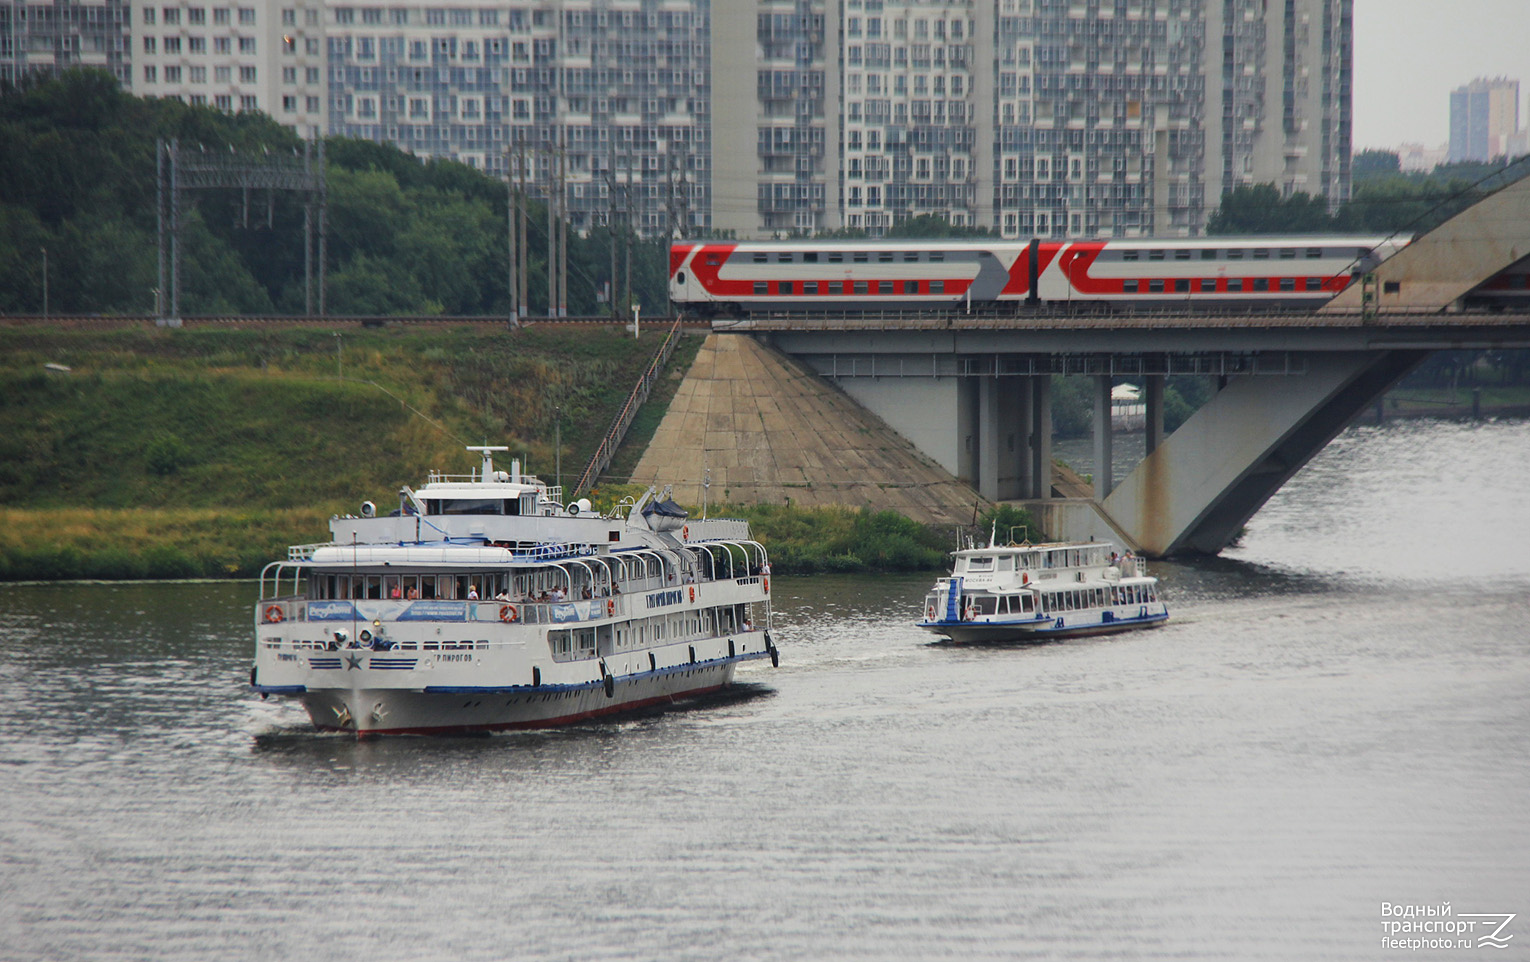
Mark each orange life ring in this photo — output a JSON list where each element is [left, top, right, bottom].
[[606, 599, 615, 616], [264, 605, 283, 623], [499, 604, 518, 623], [926, 605, 935, 620], [762, 576, 770, 593], [688, 585, 696, 602], [682, 524, 689, 540]]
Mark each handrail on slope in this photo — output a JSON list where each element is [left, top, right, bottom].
[[570, 316, 686, 498]]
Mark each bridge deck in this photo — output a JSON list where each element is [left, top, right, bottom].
[[716, 309, 1530, 333]]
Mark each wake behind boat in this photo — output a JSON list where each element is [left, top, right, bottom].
[[917, 530, 1168, 643], [250, 446, 778, 736]]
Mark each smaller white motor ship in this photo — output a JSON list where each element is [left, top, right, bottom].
[[917, 528, 1168, 643]]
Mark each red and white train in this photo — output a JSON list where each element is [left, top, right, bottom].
[[668, 236, 1413, 315]]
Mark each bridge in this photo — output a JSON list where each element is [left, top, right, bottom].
[[716, 175, 1530, 557]]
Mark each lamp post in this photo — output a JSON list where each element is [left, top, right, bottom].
[[554, 404, 562, 493]]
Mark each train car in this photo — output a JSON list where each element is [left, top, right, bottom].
[[668, 235, 1410, 315]]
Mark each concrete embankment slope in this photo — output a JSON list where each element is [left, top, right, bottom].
[[628, 334, 983, 525]]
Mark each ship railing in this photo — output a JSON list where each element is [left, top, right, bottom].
[[287, 543, 327, 561]]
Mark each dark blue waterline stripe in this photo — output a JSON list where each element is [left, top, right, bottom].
[[421, 650, 771, 695]]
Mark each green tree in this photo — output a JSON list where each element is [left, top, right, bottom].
[[1206, 184, 1337, 234], [1353, 149, 1401, 181]]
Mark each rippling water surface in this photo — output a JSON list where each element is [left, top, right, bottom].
[[2, 419, 1527, 961]]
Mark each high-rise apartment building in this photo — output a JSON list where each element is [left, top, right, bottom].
[[4, 0, 1350, 240], [0, 0, 132, 87], [1449, 77, 1520, 163], [322, 0, 712, 235], [133, 0, 327, 137], [718, 0, 1351, 239]]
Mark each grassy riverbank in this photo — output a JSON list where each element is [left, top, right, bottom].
[[0, 324, 992, 581]]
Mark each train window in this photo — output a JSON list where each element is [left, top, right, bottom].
[[930, 281, 945, 294], [1148, 279, 1164, 292], [805, 282, 819, 294], [753, 282, 768, 295], [1253, 249, 1270, 260], [929, 252, 944, 262], [1148, 250, 1165, 261], [752, 253, 768, 264], [903, 252, 919, 262], [778, 281, 794, 295], [1305, 278, 1323, 291], [1305, 248, 1323, 259], [1174, 279, 1190, 293], [829, 282, 844, 294], [1253, 278, 1270, 291], [854, 281, 869, 294], [1227, 279, 1244, 291], [828, 252, 844, 263], [1201, 249, 1218, 260], [1174, 250, 1191, 260], [853, 252, 869, 263], [904, 281, 918, 294], [1279, 278, 1295, 291], [1278, 249, 1296, 260], [776, 252, 793, 263], [705, 256, 720, 266], [1227, 249, 1244, 260], [1122, 251, 1139, 261], [878, 252, 894, 263], [804, 252, 819, 263], [1201, 279, 1217, 292], [1123, 280, 1139, 293], [878, 281, 894, 294]]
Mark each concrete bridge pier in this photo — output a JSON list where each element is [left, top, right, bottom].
[[1103, 349, 1430, 556], [974, 374, 1052, 501]]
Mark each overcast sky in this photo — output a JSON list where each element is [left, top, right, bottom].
[[1353, 0, 1530, 149]]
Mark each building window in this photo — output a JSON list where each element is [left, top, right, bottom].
[[238, 7, 255, 25], [188, 36, 204, 53], [164, 65, 181, 82], [143, 36, 156, 54], [239, 37, 256, 54], [282, 95, 296, 113], [143, 7, 155, 25], [239, 95, 257, 111], [240, 66, 257, 83], [215, 65, 230, 82], [188, 7, 205, 25], [213, 8, 228, 24], [163, 37, 181, 54], [306, 96, 320, 113], [143, 65, 157, 83], [162, 7, 180, 25], [214, 37, 230, 54], [281, 8, 295, 26], [215, 94, 232, 111]]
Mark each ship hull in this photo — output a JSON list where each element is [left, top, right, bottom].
[[284, 653, 765, 737], [920, 610, 1169, 644]]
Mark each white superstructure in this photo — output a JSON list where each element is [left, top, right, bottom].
[[251, 446, 777, 736], [917, 532, 1167, 644]]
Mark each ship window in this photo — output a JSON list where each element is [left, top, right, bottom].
[[976, 597, 997, 615], [1022, 595, 1033, 612], [439, 498, 503, 515], [965, 557, 993, 571], [996, 556, 1013, 571]]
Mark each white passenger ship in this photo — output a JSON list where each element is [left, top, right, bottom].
[[251, 446, 777, 736], [917, 531, 1168, 643]]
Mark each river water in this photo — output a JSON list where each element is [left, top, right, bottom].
[[1, 418, 1526, 961]]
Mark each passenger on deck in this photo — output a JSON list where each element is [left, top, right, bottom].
[[467, 584, 480, 600], [389, 584, 402, 599], [406, 585, 419, 599]]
